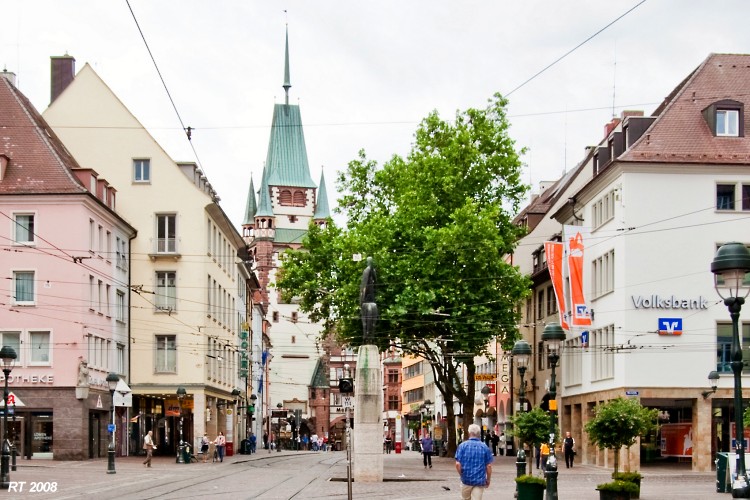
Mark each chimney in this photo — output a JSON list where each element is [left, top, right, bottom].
[[604, 118, 621, 139], [50, 55, 76, 104], [1, 69, 16, 87]]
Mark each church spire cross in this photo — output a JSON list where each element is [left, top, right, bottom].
[[283, 24, 291, 105]]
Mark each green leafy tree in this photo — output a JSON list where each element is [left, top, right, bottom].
[[277, 93, 530, 457], [510, 407, 552, 474], [584, 398, 658, 474]]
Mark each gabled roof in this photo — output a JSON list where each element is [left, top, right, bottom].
[[313, 170, 330, 219], [274, 228, 307, 244], [310, 358, 329, 388], [0, 76, 87, 194], [621, 53, 750, 164]]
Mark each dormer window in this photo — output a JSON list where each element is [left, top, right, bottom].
[[717, 109, 739, 136], [703, 99, 744, 137]]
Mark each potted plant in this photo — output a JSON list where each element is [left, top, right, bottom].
[[585, 397, 657, 496], [596, 480, 639, 500], [515, 474, 545, 500], [612, 471, 642, 499]]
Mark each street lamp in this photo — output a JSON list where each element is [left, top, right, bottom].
[[105, 372, 119, 474], [249, 394, 257, 452], [512, 339, 533, 492], [480, 386, 491, 442], [542, 323, 565, 500], [0, 346, 16, 489], [702, 370, 720, 399], [176, 387, 186, 463], [712, 242, 750, 498]]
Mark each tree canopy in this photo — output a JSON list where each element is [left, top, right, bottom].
[[276, 93, 530, 456], [584, 397, 658, 474]]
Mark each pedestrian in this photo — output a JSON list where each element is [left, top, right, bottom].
[[490, 431, 499, 456], [455, 423, 494, 499], [385, 434, 392, 454], [535, 443, 541, 469], [263, 432, 269, 450], [200, 433, 210, 463], [563, 431, 576, 468], [249, 432, 257, 454], [143, 430, 156, 467], [421, 432, 433, 469], [498, 432, 506, 456], [215, 431, 226, 462], [540, 441, 550, 472]]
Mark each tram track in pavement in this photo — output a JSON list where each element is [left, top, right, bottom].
[[11, 452, 345, 500]]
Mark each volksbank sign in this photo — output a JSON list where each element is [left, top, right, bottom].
[[631, 295, 709, 310]]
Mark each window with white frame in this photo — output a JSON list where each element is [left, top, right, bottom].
[[89, 219, 95, 252], [591, 325, 614, 381], [155, 334, 177, 372], [133, 159, 150, 183], [592, 249, 615, 298], [592, 190, 616, 229], [563, 337, 582, 387], [717, 184, 736, 210], [717, 109, 740, 137], [119, 238, 128, 270], [116, 343, 125, 374], [29, 330, 51, 365], [13, 214, 35, 244], [546, 285, 557, 314], [0, 332, 21, 362], [13, 271, 35, 305], [116, 290, 125, 322], [155, 271, 176, 311], [156, 214, 177, 253]]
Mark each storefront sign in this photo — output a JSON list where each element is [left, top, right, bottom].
[[165, 399, 180, 417], [474, 374, 495, 381], [660, 423, 693, 457], [631, 295, 708, 310], [0, 392, 25, 407], [0, 374, 54, 384]]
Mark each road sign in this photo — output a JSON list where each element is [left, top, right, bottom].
[[343, 396, 354, 408], [625, 390, 640, 397], [108, 424, 115, 433]]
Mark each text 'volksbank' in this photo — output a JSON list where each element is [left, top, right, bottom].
[[631, 295, 709, 309]]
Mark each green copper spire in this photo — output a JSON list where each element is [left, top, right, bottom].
[[243, 176, 257, 225], [255, 164, 274, 218], [283, 25, 291, 105], [314, 170, 331, 219]]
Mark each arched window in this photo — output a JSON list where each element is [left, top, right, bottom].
[[293, 190, 306, 207], [279, 189, 293, 205]]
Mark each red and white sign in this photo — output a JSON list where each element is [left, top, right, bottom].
[[564, 225, 592, 327], [545, 241, 569, 330], [660, 423, 693, 457]]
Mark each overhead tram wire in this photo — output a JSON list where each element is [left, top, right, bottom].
[[505, 0, 648, 97], [125, 0, 204, 168]]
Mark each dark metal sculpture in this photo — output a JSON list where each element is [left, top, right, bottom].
[[359, 257, 378, 344]]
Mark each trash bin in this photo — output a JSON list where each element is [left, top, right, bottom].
[[182, 443, 192, 464], [239, 439, 248, 454], [717, 452, 731, 493]]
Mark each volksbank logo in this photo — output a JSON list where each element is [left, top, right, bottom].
[[631, 295, 708, 310], [658, 318, 683, 336]]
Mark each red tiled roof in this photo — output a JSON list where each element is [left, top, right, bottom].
[[0, 76, 86, 194], [621, 53, 750, 164]]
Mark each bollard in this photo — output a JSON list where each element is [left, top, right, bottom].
[[515, 448, 526, 498], [545, 453, 558, 500]]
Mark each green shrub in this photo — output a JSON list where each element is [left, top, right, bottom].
[[515, 474, 546, 486], [596, 480, 640, 494], [612, 471, 642, 483]]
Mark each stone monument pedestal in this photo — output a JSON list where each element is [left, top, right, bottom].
[[352, 344, 383, 482]]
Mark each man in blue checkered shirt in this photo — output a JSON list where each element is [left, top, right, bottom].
[[455, 423, 493, 499]]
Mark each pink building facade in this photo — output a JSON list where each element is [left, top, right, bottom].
[[0, 72, 135, 460]]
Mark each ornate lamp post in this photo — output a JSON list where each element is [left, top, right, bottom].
[[542, 323, 565, 500], [512, 339, 532, 492], [0, 346, 16, 489], [176, 387, 186, 463], [712, 242, 750, 498], [106, 372, 119, 474]]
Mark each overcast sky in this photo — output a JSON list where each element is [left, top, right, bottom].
[[4, 1, 750, 229]]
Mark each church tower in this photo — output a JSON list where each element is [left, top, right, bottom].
[[244, 26, 331, 427]]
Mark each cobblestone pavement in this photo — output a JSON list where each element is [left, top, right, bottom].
[[1, 449, 725, 499]]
